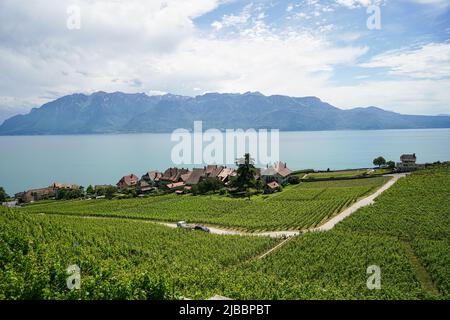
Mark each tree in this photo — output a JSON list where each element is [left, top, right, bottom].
[[56, 188, 83, 200], [255, 179, 264, 193], [0, 187, 8, 202], [386, 161, 396, 169], [124, 187, 137, 198], [288, 176, 301, 185], [232, 153, 257, 198], [105, 186, 117, 200], [86, 185, 94, 195], [373, 156, 386, 168], [195, 177, 224, 195]]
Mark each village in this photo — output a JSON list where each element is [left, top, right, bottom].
[[11, 158, 294, 204], [3, 153, 426, 205]]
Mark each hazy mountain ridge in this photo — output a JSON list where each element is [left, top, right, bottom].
[[1, 91, 450, 135]]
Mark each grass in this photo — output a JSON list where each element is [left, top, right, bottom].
[[300, 168, 393, 180]]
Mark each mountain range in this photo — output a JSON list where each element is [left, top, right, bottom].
[[1, 91, 450, 135]]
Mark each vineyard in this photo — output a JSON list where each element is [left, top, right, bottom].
[[215, 165, 450, 299], [219, 231, 425, 299], [1, 167, 448, 300], [18, 177, 390, 231], [334, 166, 450, 297], [0, 207, 277, 299]]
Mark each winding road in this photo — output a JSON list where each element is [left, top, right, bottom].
[[157, 173, 408, 238], [36, 173, 407, 241], [35, 174, 407, 260]]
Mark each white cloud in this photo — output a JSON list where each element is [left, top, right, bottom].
[[335, 0, 376, 8], [318, 78, 450, 115], [408, 0, 450, 8], [0, 0, 448, 117], [360, 43, 450, 79]]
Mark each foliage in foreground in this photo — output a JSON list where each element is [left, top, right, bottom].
[[218, 166, 450, 299], [2, 166, 448, 300], [0, 208, 276, 299]]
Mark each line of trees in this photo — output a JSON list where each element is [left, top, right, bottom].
[[373, 156, 395, 169], [86, 185, 118, 199]]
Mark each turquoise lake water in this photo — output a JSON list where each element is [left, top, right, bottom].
[[1, 128, 450, 194]]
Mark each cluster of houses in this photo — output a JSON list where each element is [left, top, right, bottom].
[[15, 183, 81, 203], [116, 161, 293, 195], [12, 162, 293, 203], [7, 153, 427, 205]]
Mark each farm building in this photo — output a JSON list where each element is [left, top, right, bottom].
[[217, 168, 236, 183], [16, 187, 55, 203], [205, 165, 225, 178], [117, 174, 139, 190], [141, 171, 162, 186], [185, 168, 207, 186], [160, 168, 190, 184], [137, 180, 154, 193], [397, 153, 424, 172], [265, 181, 281, 194], [261, 161, 292, 185]]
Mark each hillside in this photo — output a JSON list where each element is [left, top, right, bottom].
[[1, 91, 450, 135], [2, 165, 449, 299]]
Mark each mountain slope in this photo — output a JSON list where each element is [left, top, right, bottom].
[[1, 91, 449, 134]]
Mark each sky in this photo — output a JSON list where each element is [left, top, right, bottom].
[[0, 0, 449, 122]]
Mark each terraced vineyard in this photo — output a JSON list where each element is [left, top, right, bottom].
[[1, 167, 449, 300], [216, 166, 450, 299], [0, 207, 277, 299], [335, 167, 450, 297], [19, 176, 390, 231], [219, 231, 425, 299]]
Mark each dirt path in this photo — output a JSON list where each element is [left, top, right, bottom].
[[155, 173, 407, 238], [311, 173, 407, 232], [36, 174, 407, 241], [157, 221, 302, 238]]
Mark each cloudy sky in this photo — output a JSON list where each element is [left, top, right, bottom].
[[0, 0, 449, 122]]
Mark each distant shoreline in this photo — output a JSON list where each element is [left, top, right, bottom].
[[1, 127, 450, 137]]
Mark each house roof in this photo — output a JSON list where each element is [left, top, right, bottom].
[[218, 168, 235, 179], [267, 181, 280, 189], [181, 173, 192, 182], [118, 174, 139, 186], [142, 171, 162, 181], [26, 187, 54, 195], [273, 161, 292, 177], [262, 162, 292, 177], [161, 168, 190, 182], [166, 182, 185, 189], [185, 168, 206, 185], [400, 154, 417, 162], [51, 183, 80, 190], [205, 165, 224, 178]]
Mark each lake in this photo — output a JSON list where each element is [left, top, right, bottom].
[[1, 128, 450, 195]]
